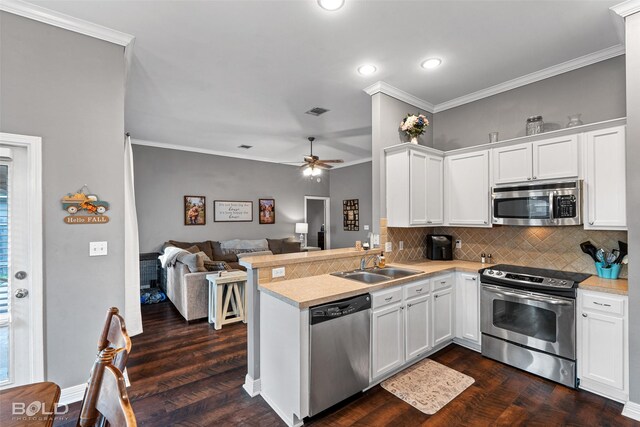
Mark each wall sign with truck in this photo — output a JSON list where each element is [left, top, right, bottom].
[[61, 187, 110, 224]]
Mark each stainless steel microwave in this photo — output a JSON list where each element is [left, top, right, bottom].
[[492, 180, 582, 226]]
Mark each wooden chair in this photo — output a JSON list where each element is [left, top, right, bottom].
[[77, 348, 137, 427], [97, 307, 132, 372]]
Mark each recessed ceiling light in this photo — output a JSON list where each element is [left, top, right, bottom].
[[318, 0, 345, 11], [357, 64, 377, 76], [421, 58, 442, 69]]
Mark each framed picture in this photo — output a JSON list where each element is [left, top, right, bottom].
[[184, 196, 206, 225], [214, 200, 253, 222], [259, 199, 276, 224], [343, 199, 359, 231]]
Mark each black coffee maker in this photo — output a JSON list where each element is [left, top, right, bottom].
[[426, 234, 453, 260]]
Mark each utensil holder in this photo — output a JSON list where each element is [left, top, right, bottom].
[[595, 262, 621, 279]]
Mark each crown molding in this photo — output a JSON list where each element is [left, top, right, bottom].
[[0, 0, 134, 47], [611, 0, 640, 17], [131, 138, 368, 169], [433, 44, 625, 113], [363, 81, 435, 113]]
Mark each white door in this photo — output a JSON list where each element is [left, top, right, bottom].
[[0, 135, 43, 389], [492, 143, 532, 184], [445, 150, 490, 226], [456, 274, 480, 344], [583, 126, 626, 230], [432, 287, 454, 347], [409, 150, 428, 225], [425, 154, 444, 225], [579, 310, 625, 390], [371, 304, 404, 380], [532, 135, 579, 181], [404, 294, 430, 361]]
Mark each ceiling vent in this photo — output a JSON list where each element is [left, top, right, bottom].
[[305, 107, 330, 116], [238, 144, 253, 149]]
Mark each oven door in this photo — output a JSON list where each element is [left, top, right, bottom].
[[481, 284, 575, 360]]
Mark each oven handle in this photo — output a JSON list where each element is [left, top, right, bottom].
[[482, 284, 573, 306]]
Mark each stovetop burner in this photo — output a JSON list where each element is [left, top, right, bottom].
[[479, 264, 591, 298]]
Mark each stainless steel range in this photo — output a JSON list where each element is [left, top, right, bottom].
[[479, 264, 591, 388]]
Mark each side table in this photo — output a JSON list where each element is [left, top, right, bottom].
[[206, 271, 248, 330]]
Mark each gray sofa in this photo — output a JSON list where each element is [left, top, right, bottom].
[[163, 238, 301, 321]]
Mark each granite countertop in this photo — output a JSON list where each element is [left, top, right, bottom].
[[257, 259, 629, 309]]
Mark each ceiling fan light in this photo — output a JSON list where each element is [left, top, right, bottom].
[[311, 167, 322, 176], [303, 167, 313, 176], [421, 58, 442, 69], [318, 0, 345, 11]]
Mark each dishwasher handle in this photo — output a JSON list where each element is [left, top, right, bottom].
[[310, 294, 371, 325]]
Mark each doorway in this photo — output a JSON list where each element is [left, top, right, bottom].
[[0, 133, 43, 389], [304, 196, 330, 250]]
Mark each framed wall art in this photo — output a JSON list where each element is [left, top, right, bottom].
[[184, 196, 206, 225], [343, 199, 359, 231], [259, 199, 275, 224], [214, 200, 253, 222]]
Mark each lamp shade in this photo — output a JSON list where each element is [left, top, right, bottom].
[[295, 223, 308, 234]]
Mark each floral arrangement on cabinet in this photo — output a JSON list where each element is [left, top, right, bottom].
[[400, 113, 430, 144]]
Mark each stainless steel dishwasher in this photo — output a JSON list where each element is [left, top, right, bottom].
[[309, 294, 371, 417]]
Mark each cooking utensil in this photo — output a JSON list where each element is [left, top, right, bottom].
[[580, 241, 599, 262], [596, 248, 605, 264], [615, 241, 628, 264], [606, 252, 617, 266]]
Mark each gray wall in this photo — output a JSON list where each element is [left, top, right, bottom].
[[329, 161, 373, 249], [432, 56, 626, 150], [133, 145, 330, 252], [625, 12, 640, 404], [372, 93, 433, 231], [0, 13, 125, 388], [306, 199, 324, 247]]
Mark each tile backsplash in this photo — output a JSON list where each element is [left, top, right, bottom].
[[382, 220, 627, 278]]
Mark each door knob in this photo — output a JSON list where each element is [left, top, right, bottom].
[[15, 271, 27, 280], [15, 288, 29, 299], [582, 313, 587, 317]]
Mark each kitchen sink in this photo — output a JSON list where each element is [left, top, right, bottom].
[[331, 267, 422, 284]]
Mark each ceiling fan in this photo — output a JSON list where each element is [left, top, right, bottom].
[[294, 137, 344, 176]]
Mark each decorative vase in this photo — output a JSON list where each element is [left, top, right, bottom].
[[410, 136, 419, 144], [566, 114, 584, 128]]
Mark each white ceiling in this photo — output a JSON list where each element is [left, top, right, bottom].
[[29, 0, 622, 165]]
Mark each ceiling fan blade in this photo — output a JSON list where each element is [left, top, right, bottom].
[[315, 162, 334, 169], [317, 159, 344, 163], [303, 156, 314, 162]]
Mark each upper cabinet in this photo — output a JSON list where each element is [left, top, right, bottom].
[[445, 150, 490, 226], [493, 135, 579, 185], [583, 126, 626, 230], [386, 145, 444, 227]]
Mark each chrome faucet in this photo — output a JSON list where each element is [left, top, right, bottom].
[[360, 254, 380, 270]]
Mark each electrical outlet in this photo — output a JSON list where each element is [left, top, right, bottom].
[[373, 234, 380, 245], [385, 242, 393, 252], [399, 241, 404, 250], [89, 241, 108, 257], [364, 225, 370, 231], [456, 239, 462, 249], [272, 267, 285, 278]]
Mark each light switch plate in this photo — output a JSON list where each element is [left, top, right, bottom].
[[364, 225, 370, 231], [385, 242, 393, 252], [272, 267, 285, 278], [399, 241, 404, 250], [90, 241, 108, 257], [456, 239, 462, 249]]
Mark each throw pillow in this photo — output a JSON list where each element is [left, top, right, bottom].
[[282, 239, 301, 254], [212, 241, 238, 263], [267, 238, 283, 255], [181, 251, 208, 273], [204, 260, 231, 272], [168, 240, 214, 260], [185, 245, 201, 254]]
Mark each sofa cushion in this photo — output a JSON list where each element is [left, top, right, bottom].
[[282, 239, 301, 254], [267, 238, 283, 254], [167, 240, 214, 260], [181, 251, 208, 273], [211, 241, 238, 263], [220, 239, 269, 254]]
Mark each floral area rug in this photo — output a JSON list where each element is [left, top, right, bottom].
[[380, 359, 475, 414]]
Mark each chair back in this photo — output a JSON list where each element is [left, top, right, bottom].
[[98, 307, 131, 372]]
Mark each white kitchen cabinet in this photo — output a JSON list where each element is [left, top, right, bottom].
[[577, 290, 628, 402], [445, 150, 490, 226], [432, 285, 454, 347], [492, 143, 532, 185], [371, 302, 404, 380], [455, 273, 480, 345], [583, 126, 626, 230], [386, 144, 444, 227], [492, 135, 579, 185], [404, 294, 431, 361]]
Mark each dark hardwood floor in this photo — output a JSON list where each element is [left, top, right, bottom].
[[56, 301, 637, 427]]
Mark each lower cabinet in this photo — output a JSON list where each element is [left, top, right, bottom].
[[577, 290, 628, 402], [371, 301, 404, 380], [405, 294, 431, 361], [455, 273, 480, 345], [432, 286, 454, 347]]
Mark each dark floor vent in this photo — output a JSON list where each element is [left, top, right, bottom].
[[305, 107, 330, 116]]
